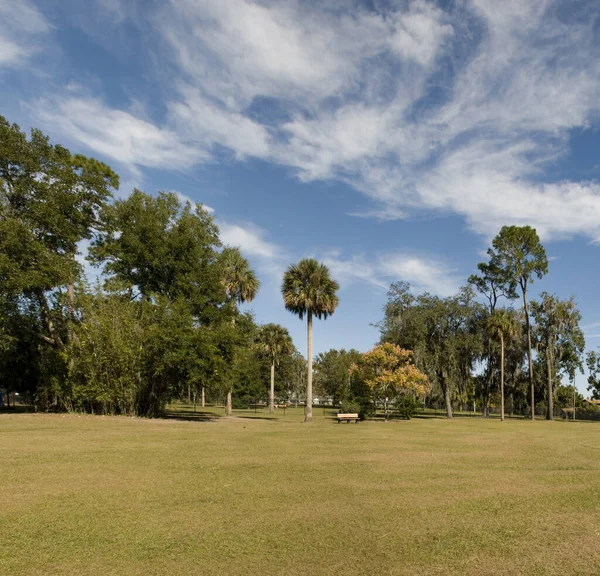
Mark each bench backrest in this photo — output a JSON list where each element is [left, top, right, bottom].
[[337, 413, 359, 418]]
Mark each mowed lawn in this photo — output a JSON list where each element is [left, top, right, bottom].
[[3, 408, 600, 575]]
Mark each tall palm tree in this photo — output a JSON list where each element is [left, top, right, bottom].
[[488, 309, 520, 421], [220, 247, 260, 416], [281, 259, 339, 422], [256, 324, 294, 413]]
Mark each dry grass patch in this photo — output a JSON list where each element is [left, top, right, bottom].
[[2, 408, 600, 575]]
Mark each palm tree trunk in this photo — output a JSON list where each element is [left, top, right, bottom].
[[269, 360, 275, 413], [500, 333, 505, 422], [305, 311, 313, 423], [573, 374, 576, 422], [547, 347, 553, 421], [201, 386, 205, 408], [483, 341, 493, 417], [226, 390, 232, 416], [523, 290, 535, 420]]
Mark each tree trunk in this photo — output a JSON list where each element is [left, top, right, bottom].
[[67, 281, 75, 344], [500, 333, 505, 422], [573, 374, 576, 422], [35, 288, 63, 348], [187, 383, 191, 404], [226, 390, 232, 416], [483, 342, 493, 417], [201, 386, 205, 408], [269, 360, 275, 413], [305, 312, 313, 423], [440, 372, 453, 419], [523, 290, 535, 420], [546, 346, 554, 421]]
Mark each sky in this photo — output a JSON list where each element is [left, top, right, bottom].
[[2, 0, 600, 391]]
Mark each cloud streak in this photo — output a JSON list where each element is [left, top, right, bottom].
[[0, 0, 50, 68], [320, 250, 460, 297], [25, 0, 600, 243]]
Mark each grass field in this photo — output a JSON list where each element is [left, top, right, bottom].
[[3, 406, 600, 575]]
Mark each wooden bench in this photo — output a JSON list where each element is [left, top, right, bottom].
[[337, 413, 359, 423]]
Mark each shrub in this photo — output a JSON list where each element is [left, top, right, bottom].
[[340, 400, 360, 414], [394, 394, 421, 419]]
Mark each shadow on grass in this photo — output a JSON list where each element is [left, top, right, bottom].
[[162, 409, 221, 422], [0, 405, 33, 414], [236, 415, 279, 421]]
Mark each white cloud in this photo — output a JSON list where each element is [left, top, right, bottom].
[[24, 0, 600, 244], [31, 91, 203, 175], [157, 0, 390, 108], [389, 0, 453, 66], [168, 86, 271, 160], [218, 220, 281, 260], [0, 0, 50, 67], [320, 250, 460, 297]]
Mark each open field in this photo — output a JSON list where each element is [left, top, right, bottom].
[[3, 408, 600, 575]]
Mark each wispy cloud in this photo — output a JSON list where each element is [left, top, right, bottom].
[[24, 0, 600, 243], [320, 250, 460, 297], [30, 89, 203, 177], [0, 0, 50, 68]]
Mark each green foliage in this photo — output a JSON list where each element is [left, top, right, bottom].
[[255, 323, 294, 366], [488, 225, 548, 298], [0, 114, 273, 416], [531, 293, 585, 418], [314, 348, 361, 402], [394, 393, 421, 419], [586, 349, 600, 399], [281, 258, 340, 321], [90, 190, 225, 316], [340, 399, 361, 415], [0, 116, 118, 298], [380, 285, 484, 418], [221, 247, 260, 306]]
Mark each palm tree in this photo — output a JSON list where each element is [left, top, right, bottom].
[[220, 247, 260, 416], [256, 324, 294, 413], [221, 247, 260, 306], [281, 259, 339, 422], [488, 309, 520, 421]]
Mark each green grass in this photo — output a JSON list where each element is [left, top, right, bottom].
[[3, 406, 600, 575]]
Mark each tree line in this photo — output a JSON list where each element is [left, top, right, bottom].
[[315, 227, 595, 421], [2, 115, 599, 423], [0, 116, 318, 416]]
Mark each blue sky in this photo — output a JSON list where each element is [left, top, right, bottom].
[[2, 0, 600, 391]]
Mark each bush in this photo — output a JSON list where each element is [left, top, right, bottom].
[[340, 400, 360, 414], [394, 394, 421, 419]]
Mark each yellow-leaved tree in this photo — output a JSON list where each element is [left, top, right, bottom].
[[350, 343, 429, 420]]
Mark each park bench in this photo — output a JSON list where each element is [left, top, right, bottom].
[[337, 413, 359, 423]]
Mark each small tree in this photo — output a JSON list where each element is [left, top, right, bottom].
[[350, 343, 429, 420], [532, 293, 584, 420], [487, 309, 520, 421], [255, 323, 294, 413]]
